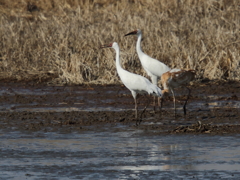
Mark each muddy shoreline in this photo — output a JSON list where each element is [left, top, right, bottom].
[[0, 80, 239, 135], [1, 80, 240, 179]]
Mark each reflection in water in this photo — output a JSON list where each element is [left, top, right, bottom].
[[1, 131, 240, 179], [0, 86, 240, 179]]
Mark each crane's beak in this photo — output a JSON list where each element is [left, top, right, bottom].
[[100, 44, 111, 49], [124, 30, 137, 37]]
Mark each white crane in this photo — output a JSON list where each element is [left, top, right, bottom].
[[160, 68, 196, 117], [101, 42, 162, 124], [124, 29, 171, 110]]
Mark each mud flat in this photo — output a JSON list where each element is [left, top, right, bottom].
[[0, 81, 240, 179]]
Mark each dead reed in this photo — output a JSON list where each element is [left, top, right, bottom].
[[0, 0, 239, 85]]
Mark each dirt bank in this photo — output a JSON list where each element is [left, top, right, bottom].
[[0, 80, 239, 135]]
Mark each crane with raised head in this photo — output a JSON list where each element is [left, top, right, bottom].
[[124, 29, 171, 110], [160, 68, 196, 117], [101, 42, 162, 124]]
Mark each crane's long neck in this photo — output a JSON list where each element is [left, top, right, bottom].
[[114, 45, 122, 72], [136, 33, 145, 58]]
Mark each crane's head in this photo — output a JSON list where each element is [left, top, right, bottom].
[[100, 43, 113, 49], [124, 29, 141, 37], [100, 42, 118, 49]]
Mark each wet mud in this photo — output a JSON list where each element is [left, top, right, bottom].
[[1, 80, 240, 179], [0, 80, 239, 135]]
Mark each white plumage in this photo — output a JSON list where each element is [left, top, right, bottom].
[[101, 42, 162, 120], [125, 29, 170, 109], [125, 29, 171, 85]]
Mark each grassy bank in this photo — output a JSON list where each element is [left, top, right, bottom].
[[0, 0, 239, 85]]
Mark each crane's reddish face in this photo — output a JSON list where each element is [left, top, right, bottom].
[[124, 30, 138, 36], [100, 43, 113, 48]]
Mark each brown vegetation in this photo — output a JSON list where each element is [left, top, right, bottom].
[[0, 0, 239, 85]]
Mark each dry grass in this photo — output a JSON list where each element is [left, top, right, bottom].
[[0, 0, 239, 85]]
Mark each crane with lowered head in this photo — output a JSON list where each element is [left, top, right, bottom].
[[160, 68, 196, 117]]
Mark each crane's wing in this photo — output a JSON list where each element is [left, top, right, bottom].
[[118, 69, 161, 97], [171, 69, 195, 85], [141, 54, 170, 77]]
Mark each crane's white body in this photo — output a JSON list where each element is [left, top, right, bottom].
[[102, 42, 162, 119], [112, 42, 162, 99], [127, 29, 171, 85]]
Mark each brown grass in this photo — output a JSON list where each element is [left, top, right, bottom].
[[0, 0, 239, 85]]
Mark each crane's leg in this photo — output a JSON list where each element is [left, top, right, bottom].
[[152, 77, 158, 113], [140, 95, 151, 119], [134, 97, 138, 119], [170, 89, 176, 118], [135, 96, 143, 126], [183, 87, 191, 115], [137, 95, 151, 126], [158, 97, 161, 111], [153, 95, 162, 113], [159, 97, 163, 116], [131, 91, 138, 120], [153, 96, 156, 113], [135, 97, 141, 126]]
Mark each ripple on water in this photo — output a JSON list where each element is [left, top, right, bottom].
[[0, 131, 240, 179]]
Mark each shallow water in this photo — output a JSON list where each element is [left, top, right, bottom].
[[1, 129, 240, 179], [0, 84, 240, 179]]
